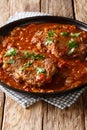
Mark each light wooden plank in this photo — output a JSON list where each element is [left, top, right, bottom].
[[83, 89, 87, 130], [0, 0, 10, 26], [74, 0, 87, 22], [74, 0, 87, 129], [2, 0, 43, 130], [83, 90, 87, 130], [0, 90, 4, 130], [3, 96, 43, 130], [41, 0, 85, 130], [42, 97, 84, 130], [41, 0, 73, 18], [0, 0, 10, 129], [9, 0, 40, 15]]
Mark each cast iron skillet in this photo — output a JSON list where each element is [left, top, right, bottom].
[[0, 16, 87, 97]]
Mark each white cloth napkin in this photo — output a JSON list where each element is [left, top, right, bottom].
[[0, 12, 86, 109]]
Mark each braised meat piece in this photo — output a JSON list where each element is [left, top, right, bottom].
[[2, 48, 57, 88]]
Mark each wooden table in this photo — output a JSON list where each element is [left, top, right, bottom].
[[0, 0, 87, 130]]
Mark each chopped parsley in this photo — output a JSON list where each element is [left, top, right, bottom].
[[68, 48, 75, 55], [48, 30, 55, 37], [23, 50, 30, 58], [70, 32, 81, 37], [67, 38, 78, 54], [19, 67, 25, 71], [60, 32, 68, 36], [25, 52, 46, 60], [19, 61, 33, 72], [6, 58, 15, 64], [36, 67, 46, 74], [67, 38, 78, 48], [23, 51, 46, 60], [5, 48, 17, 57], [46, 37, 54, 45], [24, 61, 33, 67], [46, 30, 56, 45], [36, 54, 46, 60], [30, 53, 38, 60]]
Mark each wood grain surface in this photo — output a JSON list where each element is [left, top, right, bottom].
[[74, 0, 87, 22], [74, 1, 87, 130], [41, 0, 73, 18], [0, 90, 4, 130], [83, 90, 87, 130], [0, 0, 87, 130], [0, 1, 10, 130]]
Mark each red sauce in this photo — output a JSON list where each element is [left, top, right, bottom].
[[0, 23, 87, 93]]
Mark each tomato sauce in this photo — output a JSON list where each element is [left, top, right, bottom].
[[0, 23, 87, 93]]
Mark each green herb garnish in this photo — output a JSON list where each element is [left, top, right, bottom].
[[6, 58, 15, 64], [5, 48, 17, 57], [60, 32, 68, 36], [68, 48, 75, 55], [70, 32, 81, 37], [46, 30, 56, 45], [23, 51, 46, 60], [24, 61, 33, 67], [67, 38, 78, 48], [19, 61, 33, 72], [46, 37, 54, 45], [36, 67, 46, 74], [19, 67, 25, 71], [36, 54, 46, 60], [68, 38, 78, 48], [30, 53, 38, 60], [23, 50, 30, 58], [48, 30, 55, 37], [29, 53, 46, 60], [67, 38, 78, 54]]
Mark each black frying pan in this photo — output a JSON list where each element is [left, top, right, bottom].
[[0, 16, 87, 97]]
